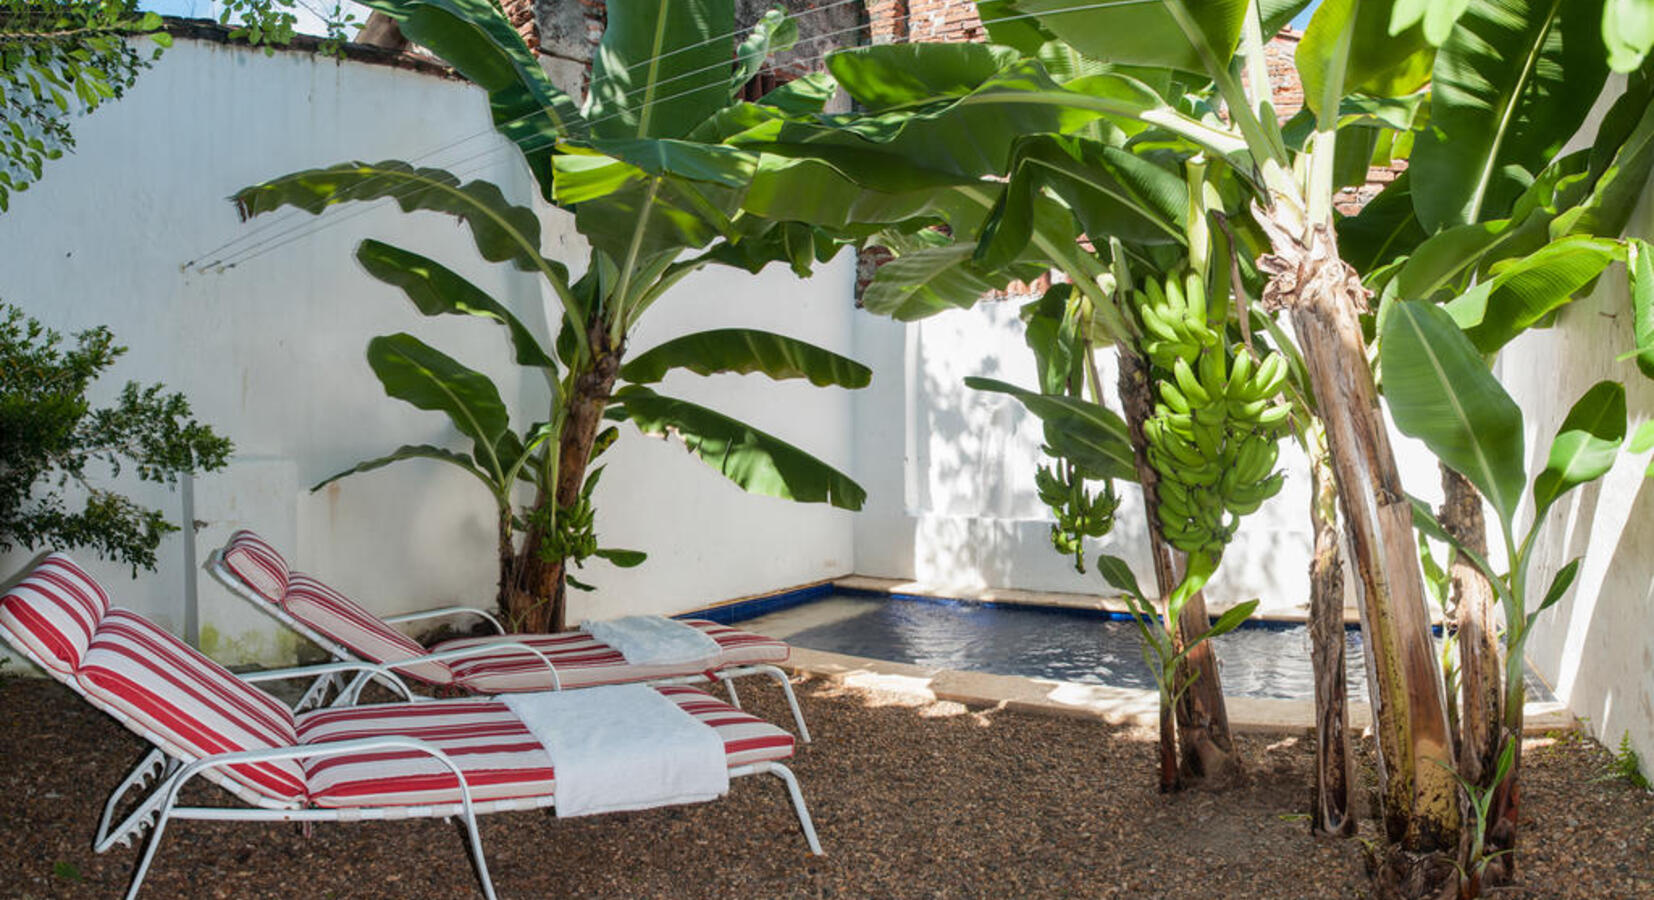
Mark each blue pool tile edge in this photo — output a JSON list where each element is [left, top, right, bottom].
[[679, 582, 1375, 632]]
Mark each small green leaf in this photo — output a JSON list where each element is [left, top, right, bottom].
[[1631, 239, 1654, 380], [1199, 599, 1262, 643], [1096, 554, 1146, 601], [1532, 381, 1627, 520], [620, 328, 870, 388], [594, 548, 647, 568], [1629, 420, 1654, 454], [1536, 558, 1581, 616]]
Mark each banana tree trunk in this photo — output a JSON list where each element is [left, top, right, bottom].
[[1307, 419, 1355, 837], [1256, 219, 1459, 889], [1118, 347, 1241, 790], [502, 323, 623, 633], [1440, 468, 1503, 779]]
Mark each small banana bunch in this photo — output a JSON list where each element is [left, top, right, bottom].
[[1036, 460, 1119, 573], [1135, 268, 1291, 558]]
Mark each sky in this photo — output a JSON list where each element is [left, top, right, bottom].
[[139, 0, 368, 36]]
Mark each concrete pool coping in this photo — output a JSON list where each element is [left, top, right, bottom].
[[698, 575, 1564, 736], [783, 646, 1575, 736]]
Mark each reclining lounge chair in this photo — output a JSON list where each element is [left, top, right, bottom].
[[0, 554, 822, 899], [208, 531, 810, 740]]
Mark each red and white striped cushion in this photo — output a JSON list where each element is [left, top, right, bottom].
[[295, 686, 794, 808], [281, 574, 453, 686], [296, 699, 556, 808], [0, 553, 110, 674], [441, 619, 790, 693], [220, 530, 291, 604], [77, 610, 305, 804]]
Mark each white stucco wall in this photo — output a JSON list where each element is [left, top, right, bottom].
[[0, 37, 856, 664], [1506, 183, 1654, 767], [848, 298, 1450, 615]]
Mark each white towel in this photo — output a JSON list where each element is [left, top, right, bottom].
[[502, 684, 729, 818], [581, 615, 722, 668]]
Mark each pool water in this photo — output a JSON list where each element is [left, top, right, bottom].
[[733, 592, 1553, 703]]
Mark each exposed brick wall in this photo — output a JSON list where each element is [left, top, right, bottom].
[[905, 0, 986, 43], [500, 0, 539, 52]]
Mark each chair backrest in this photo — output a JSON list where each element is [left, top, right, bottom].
[[214, 530, 454, 686], [1, 554, 306, 806], [282, 574, 454, 686], [220, 529, 291, 604], [0, 553, 108, 675]]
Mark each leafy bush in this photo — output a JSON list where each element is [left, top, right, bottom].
[[0, 303, 231, 571]]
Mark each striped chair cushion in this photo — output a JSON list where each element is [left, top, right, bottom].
[[0, 553, 110, 674], [441, 619, 789, 693], [281, 574, 453, 686], [77, 610, 306, 804], [295, 686, 794, 808], [220, 530, 291, 603]]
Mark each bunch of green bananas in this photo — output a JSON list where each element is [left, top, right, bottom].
[[1035, 460, 1119, 573], [1135, 268, 1291, 558]]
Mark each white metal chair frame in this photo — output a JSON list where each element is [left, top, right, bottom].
[[5, 634, 823, 899], [205, 550, 812, 741]]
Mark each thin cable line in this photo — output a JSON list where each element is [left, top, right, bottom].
[[195, 0, 1166, 271]]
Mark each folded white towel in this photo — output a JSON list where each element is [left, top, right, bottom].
[[503, 684, 729, 818], [581, 615, 722, 668]]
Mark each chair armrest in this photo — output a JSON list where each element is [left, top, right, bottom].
[[376, 641, 562, 693], [239, 662, 415, 702], [384, 606, 506, 635], [169, 736, 484, 812]]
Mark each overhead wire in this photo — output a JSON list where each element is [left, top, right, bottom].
[[192, 0, 1166, 271]]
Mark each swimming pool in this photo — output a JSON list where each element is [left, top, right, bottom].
[[703, 588, 1552, 703]]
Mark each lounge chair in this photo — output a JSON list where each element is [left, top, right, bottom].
[[0, 553, 823, 900], [206, 530, 811, 739]]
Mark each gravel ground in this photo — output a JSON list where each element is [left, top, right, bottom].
[[2, 673, 1652, 899]]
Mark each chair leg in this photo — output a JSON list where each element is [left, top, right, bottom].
[[720, 673, 743, 708], [766, 763, 823, 856], [458, 802, 498, 900], [758, 665, 812, 744], [122, 793, 176, 900]]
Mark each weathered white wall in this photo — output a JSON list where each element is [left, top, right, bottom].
[[847, 297, 1417, 615], [1508, 183, 1654, 768], [0, 37, 856, 664]]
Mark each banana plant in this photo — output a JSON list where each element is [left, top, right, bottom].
[[1382, 300, 1630, 888], [232, 0, 877, 632]]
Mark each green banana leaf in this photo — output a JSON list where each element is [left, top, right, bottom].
[[312, 443, 495, 493], [619, 328, 871, 388], [1603, 0, 1654, 71], [1296, 0, 1434, 116], [1380, 300, 1526, 524], [1554, 96, 1654, 239], [585, 0, 735, 141], [355, 240, 558, 374], [1411, 0, 1610, 230], [860, 243, 1010, 322], [1338, 170, 1429, 276], [612, 385, 865, 510], [234, 162, 559, 279], [1392, 150, 1593, 300], [1631, 239, 1654, 379], [1443, 235, 1623, 353], [365, 333, 513, 482], [731, 10, 798, 97], [357, 0, 583, 193], [1002, 0, 1250, 77], [976, 134, 1186, 271], [827, 42, 1025, 112], [1388, 0, 1473, 44], [964, 377, 1137, 482], [1532, 380, 1626, 519]]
